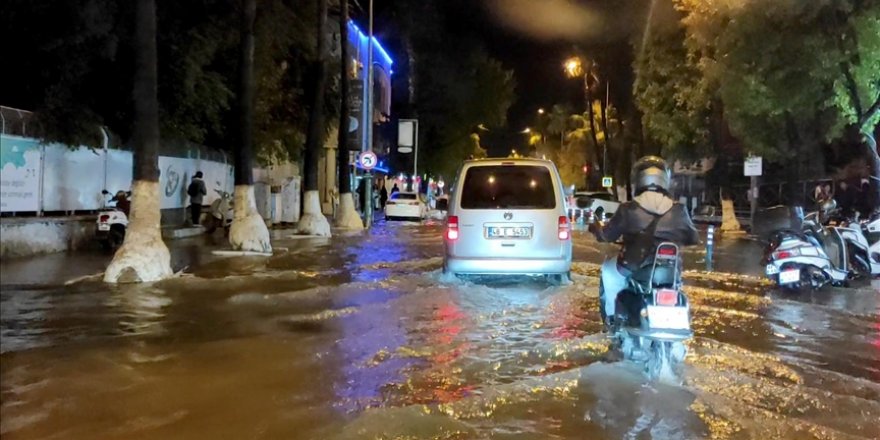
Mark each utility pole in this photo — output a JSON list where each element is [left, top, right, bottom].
[[363, 0, 374, 228]]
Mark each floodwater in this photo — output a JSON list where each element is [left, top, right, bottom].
[[1, 222, 878, 439]]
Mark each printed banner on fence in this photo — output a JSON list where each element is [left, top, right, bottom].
[[0, 135, 41, 212]]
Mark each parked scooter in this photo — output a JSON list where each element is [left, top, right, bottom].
[[807, 199, 879, 279], [607, 242, 692, 380], [761, 204, 850, 289], [205, 189, 233, 234], [95, 190, 130, 250], [863, 214, 880, 278]]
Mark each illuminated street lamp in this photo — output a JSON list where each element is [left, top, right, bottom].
[[537, 108, 545, 115], [521, 127, 531, 134], [564, 57, 583, 78]]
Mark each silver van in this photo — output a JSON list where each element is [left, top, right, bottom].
[[443, 158, 572, 280]]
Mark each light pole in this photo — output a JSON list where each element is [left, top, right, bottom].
[[364, 0, 374, 227], [564, 55, 607, 190]]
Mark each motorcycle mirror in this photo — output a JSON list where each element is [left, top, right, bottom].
[[101, 189, 109, 195]]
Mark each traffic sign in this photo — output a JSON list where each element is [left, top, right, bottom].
[[602, 176, 613, 188], [744, 156, 762, 176], [358, 151, 378, 170]]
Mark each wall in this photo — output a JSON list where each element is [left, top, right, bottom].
[[0, 216, 95, 258], [1, 134, 234, 218]]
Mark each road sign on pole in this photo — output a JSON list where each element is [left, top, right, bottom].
[[358, 151, 377, 170], [602, 176, 613, 188], [744, 156, 762, 176]]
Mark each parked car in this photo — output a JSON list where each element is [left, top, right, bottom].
[[573, 191, 620, 222], [692, 204, 722, 226], [443, 158, 572, 281], [385, 191, 426, 221]]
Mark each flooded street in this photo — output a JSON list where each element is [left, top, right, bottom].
[[2, 222, 879, 439]]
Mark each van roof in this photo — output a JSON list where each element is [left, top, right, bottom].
[[462, 158, 555, 166]]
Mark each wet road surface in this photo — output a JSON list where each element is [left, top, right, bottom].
[[1, 221, 879, 439]]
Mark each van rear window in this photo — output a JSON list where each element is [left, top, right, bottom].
[[460, 165, 556, 209]]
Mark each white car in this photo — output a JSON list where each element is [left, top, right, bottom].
[[385, 192, 426, 220], [573, 191, 620, 222]]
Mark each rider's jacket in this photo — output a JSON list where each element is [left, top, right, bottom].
[[593, 191, 700, 271]]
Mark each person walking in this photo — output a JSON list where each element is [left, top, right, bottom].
[[187, 171, 207, 226]]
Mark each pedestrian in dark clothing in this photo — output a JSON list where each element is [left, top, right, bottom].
[[357, 178, 367, 212], [836, 181, 856, 219], [391, 184, 399, 195], [380, 185, 388, 208], [187, 171, 207, 226]]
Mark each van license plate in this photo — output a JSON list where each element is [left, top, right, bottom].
[[646, 305, 689, 330], [486, 227, 532, 239], [98, 224, 110, 231], [779, 269, 801, 284]]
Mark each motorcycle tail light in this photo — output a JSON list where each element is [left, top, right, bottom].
[[657, 244, 678, 257], [446, 216, 459, 241], [99, 215, 110, 222], [656, 289, 678, 306], [772, 248, 800, 260]]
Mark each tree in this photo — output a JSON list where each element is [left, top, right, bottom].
[[296, 0, 332, 236], [334, 0, 363, 230], [228, 0, 273, 253], [674, 0, 880, 208], [104, 0, 173, 283]]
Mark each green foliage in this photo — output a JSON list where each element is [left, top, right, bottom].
[[1, 0, 332, 162], [633, 9, 710, 160], [654, 0, 880, 162]]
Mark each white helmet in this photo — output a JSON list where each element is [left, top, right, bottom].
[[631, 156, 672, 195]]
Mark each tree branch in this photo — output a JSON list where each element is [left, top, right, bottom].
[[841, 63, 863, 119], [859, 91, 880, 130]]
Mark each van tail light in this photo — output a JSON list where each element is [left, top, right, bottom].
[[446, 216, 459, 241], [100, 215, 110, 222], [558, 216, 570, 240], [655, 289, 678, 306]]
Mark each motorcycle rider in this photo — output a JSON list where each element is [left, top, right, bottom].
[[589, 156, 700, 329]]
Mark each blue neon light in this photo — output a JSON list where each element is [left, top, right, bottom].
[[347, 20, 394, 67]]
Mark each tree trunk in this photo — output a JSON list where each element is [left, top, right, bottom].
[[585, 67, 601, 190], [296, 0, 331, 236], [229, 0, 272, 253], [334, 0, 362, 229], [863, 132, 879, 213], [104, 0, 172, 283]]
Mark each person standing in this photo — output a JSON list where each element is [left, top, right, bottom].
[[187, 171, 207, 226], [380, 183, 388, 209]]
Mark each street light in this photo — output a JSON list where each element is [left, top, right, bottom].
[[537, 108, 545, 115], [521, 127, 531, 134], [564, 57, 583, 78]]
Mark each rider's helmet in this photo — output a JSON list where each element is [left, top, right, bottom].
[[114, 190, 127, 200], [631, 156, 672, 196]]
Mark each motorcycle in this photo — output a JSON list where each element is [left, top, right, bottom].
[[606, 242, 692, 380], [762, 229, 849, 289], [861, 213, 880, 278], [95, 190, 130, 250], [205, 189, 233, 234], [806, 199, 878, 279]]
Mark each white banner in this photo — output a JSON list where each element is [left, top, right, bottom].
[[0, 135, 41, 212], [42, 144, 106, 211]]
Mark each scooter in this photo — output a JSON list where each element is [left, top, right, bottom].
[[95, 190, 129, 250], [807, 199, 879, 279], [605, 243, 692, 380], [762, 229, 849, 289], [205, 189, 233, 234], [861, 213, 880, 278]]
